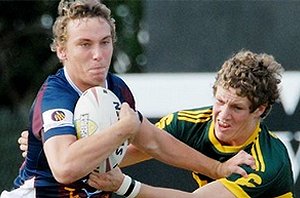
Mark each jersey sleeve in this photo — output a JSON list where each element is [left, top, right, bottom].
[[106, 73, 136, 110], [155, 112, 184, 140], [32, 79, 78, 142], [155, 107, 211, 144]]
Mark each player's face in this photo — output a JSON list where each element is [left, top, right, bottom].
[[58, 17, 113, 92], [213, 86, 262, 146]]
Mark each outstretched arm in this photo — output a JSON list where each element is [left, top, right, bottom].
[[88, 167, 235, 198], [127, 117, 255, 179]]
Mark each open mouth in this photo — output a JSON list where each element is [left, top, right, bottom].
[[217, 119, 230, 128]]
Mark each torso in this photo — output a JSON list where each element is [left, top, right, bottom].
[[156, 106, 295, 198], [14, 68, 135, 198]]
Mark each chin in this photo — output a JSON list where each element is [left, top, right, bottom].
[[215, 129, 229, 143]]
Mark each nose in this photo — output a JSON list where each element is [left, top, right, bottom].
[[218, 105, 231, 121], [92, 46, 104, 61]]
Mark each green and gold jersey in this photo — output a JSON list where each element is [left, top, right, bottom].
[[155, 106, 295, 198]]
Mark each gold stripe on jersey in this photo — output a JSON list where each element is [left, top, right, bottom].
[[177, 109, 212, 123], [178, 109, 212, 115], [274, 192, 294, 198], [218, 178, 251, 198], [209, 121, 261, 153], [251, 146, 260, 172], [155, 114, 174, 129], [192, 172, 208, 187], [251, 135, 266, 172]]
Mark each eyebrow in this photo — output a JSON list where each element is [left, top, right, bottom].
[[75, 35, 112, 43], [101, 35, 112, 40]]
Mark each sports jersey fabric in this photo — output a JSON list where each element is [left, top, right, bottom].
[[13, 68, 135, 198], [155, 106, 295, 198]]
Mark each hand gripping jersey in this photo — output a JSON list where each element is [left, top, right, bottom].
[[13, 68, 136, 198], [155, 106, 295, 198]]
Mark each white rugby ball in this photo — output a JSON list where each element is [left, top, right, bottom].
[[73, 86, 128, 173]]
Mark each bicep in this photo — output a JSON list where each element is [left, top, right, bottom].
[[44, 135, 76, 171]]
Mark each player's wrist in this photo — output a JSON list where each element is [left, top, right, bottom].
[[211, 161, 223, 179], [116, 174, 141, 198]]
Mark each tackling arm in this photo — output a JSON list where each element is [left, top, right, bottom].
[[130, 117, 255, 179], [88, 167, 235, 198]]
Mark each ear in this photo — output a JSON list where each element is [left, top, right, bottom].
[[56, 46, 67, 61], [254, 104, 267, 118]]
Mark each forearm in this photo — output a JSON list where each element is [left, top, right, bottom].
[[137, 181, 235, 198], [132, 118, 221, 179], [137, 184, 195, 198], [113, 173, 195, 198], [120, 144, 152, 167], [45, 120, 131, 183], [116, 175, 234, 198]]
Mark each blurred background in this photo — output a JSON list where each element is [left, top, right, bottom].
[[0, 0, 299, 197]]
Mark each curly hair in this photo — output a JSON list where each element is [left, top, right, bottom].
[[50, 0, 116, 52], [213, 49, 284, 118]]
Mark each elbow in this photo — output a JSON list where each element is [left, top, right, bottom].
[[51, 164, 79, 184], [137, 141, 160, 156]]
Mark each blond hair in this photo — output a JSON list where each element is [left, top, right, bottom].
[[50, 0, 116, 52]]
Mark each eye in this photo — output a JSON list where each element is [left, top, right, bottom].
[[216, 98, 224, 105], [80, 42, 90, 47], [235, 106, 243, 110], [101, 39, 111, 46]]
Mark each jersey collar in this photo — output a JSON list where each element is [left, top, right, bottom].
[[63, 67, 108, 96], [208, 121, 261, 153]]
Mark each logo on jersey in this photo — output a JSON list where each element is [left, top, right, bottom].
[[51, 110, 66, 121], [43, 109, 73, 132]]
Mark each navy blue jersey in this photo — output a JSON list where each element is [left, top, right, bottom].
[[13, 68, 135, 198]]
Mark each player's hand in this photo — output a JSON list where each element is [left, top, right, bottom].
[[18, 130, 29, 158], [88, 167, 124, 192], [216, 150, 256, 178], [118, 102, 142, 140]]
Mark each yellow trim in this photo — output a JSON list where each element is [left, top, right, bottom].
[[219, 178, 250, 198], [249, 135, 265, 172], [155, 114, 174, 129], [177, 116, 210, 123], [254, 136, 265, 172], [251, 145, 260, 171], [177, 109, 212, 123], [192, 172, 208, 187], [208, 121, 261, 153], [274, 192, 294, 198], [178, 109, 212, 115]]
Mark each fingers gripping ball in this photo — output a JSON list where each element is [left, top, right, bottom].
[[74, 86, 128, 173]]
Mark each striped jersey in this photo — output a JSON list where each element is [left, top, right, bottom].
[[155, 106, 295, 198]]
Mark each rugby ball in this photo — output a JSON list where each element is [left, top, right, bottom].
[[73, 86, 128, 173]]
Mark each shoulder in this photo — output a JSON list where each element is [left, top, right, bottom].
[[175, 106, 213, 123], [36, 69, 79, 110], [107, 72, 136, 109], [157, 106, 213, 126], [107, 72, 126, 83], [259, 124, 290, 160], [156, 106, 212, 139]]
